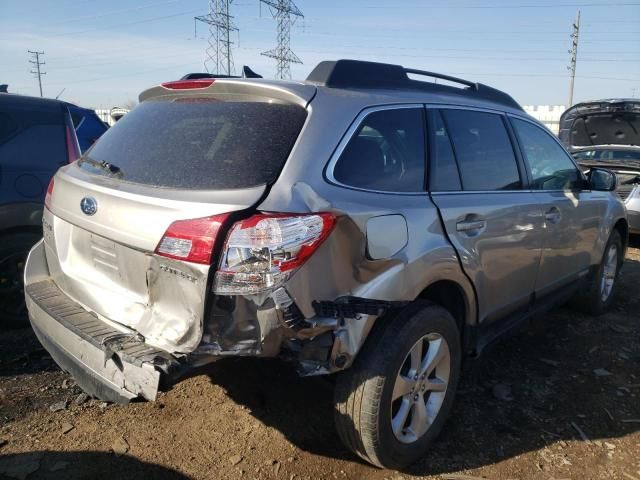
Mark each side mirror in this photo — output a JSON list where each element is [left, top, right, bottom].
[[588, 168, 617, 192]]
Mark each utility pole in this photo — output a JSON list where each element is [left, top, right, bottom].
[[195, 0, 238, 76], [567, 10, 580, 108], [28, 50, 46, 97], [260, 0, 303, 80]]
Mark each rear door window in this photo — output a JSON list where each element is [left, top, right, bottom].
[[441, 109, 521, 191], [80, 97, 308, 190], [332, 107, 426, 192]]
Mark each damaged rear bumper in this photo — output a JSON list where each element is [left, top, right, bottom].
[[25, 261, 179, 404]]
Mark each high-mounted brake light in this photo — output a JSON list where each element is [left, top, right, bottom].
[[44, 178, 55, 210], [213, 212, 336, 295], [161, 79, 215, 90], [155, 213, 230, 265]]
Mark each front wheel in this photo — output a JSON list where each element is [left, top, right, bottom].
[[571, 229, 623, 316], [333, 301, 461, 469]]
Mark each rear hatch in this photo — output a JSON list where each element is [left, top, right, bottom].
[[559, 99, 640, 200], [44, 79, 314, 353], [559, 99, 640, 150]]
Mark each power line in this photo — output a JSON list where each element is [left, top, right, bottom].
[[50, 9, 202, 37], [260, 0, 303, 80], [355, 2, 640, 8], [195, 0, 238, 75], [568, 10, 581, 107], [44, 0, 183, 26], [28, 50, 46, 97]]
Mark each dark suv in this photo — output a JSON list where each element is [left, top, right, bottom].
[[0, 93, 80, 327]]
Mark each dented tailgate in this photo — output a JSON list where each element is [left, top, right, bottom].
[[43, 167, 265, 353]]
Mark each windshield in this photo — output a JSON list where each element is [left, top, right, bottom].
[[574, 149, 640, 162], [78, 97, 307, 190]]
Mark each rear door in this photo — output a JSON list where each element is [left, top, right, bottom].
[[428, 107, 546, 324], [509, 116, 608, 296]]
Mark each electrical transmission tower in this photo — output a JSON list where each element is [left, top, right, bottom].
[[195, 0, 238, 76], [567, 10, 580, 108], [28, 50, 46, 97], [260, 0, 303, 80]]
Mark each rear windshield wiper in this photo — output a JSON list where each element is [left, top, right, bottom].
[[80, 158, 123, 177]]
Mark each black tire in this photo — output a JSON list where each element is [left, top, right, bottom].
[[0, 231, 41, 329], [333, 301, 461, 469], [570, 229, 623, 316]]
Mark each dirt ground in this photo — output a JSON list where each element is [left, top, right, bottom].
[[1, 247, 639, 480]]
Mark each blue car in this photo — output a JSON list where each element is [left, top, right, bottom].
[[65, 103, 109, 152]]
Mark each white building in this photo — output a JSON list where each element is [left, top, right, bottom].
[[522, 105, 566, 135], [95, 107, 130, 127]]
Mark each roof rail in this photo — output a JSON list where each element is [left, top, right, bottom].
[[306, 59, 521, 111]]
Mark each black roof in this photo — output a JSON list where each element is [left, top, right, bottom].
[[0, 93, 66, 112], [306, 59, 522, 111]]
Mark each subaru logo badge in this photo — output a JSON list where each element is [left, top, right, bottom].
[[80, 197, 98, 216]]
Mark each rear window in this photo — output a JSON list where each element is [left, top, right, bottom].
[[79, 98, 308, 190], [574, 149, 640, 162], [0, 109, 66, 169]]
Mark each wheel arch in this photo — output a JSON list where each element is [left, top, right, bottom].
[[0, 202, 43, 236], [613, 217, 629, 259], [415, 279, 476, 354]]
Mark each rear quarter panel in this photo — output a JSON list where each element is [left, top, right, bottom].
[[259, 89, 476, 362]]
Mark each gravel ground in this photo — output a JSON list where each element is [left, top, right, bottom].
[[0, 246, 639, 480]]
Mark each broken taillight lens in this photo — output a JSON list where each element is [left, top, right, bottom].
[[155, 213, 231, 265], [213, 212, 336, 295]]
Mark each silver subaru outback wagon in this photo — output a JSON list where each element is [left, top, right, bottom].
[[25, 60, 627, 469]]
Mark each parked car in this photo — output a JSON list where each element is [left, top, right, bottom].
[[24, 60, 627, 469], [66, 103, 109, 152], [559, 99, 640, 234], [0, 93, 80, 328]]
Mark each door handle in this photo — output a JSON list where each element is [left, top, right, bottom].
[[456, 219, 486, 233], [544, 207, 561, 225]]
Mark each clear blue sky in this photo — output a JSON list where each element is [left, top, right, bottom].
[[1, 0, 639, 108]]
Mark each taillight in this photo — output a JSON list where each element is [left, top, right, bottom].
[[44, 177, 54, 210], [213, 212, 336, 295], [161, 79, 215, 90], [65, 123, 81, 163], [155, 213, 230, 264]]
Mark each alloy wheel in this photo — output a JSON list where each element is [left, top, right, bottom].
[[600, 243, 618, 303], [391, 333, 451, 444]]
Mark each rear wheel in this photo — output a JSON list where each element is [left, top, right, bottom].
[[571, 229, 622, 316], [333, 301, 461, 469], [0, 232, 41, 329]]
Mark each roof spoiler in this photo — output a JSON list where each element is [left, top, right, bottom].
[[306, 59, 521, 111]]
